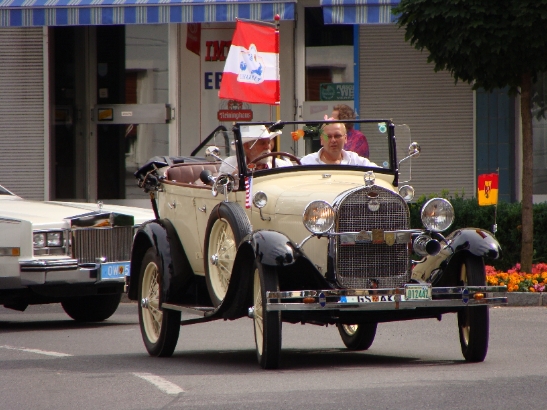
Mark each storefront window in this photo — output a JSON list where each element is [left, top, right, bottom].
[[124, 25, 169, 201], [305, 8, 354, 102]]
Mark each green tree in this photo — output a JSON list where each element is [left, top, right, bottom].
[[394, 0, 547, 272]]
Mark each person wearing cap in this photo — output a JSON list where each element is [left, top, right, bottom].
[[219, 125, 293, 174], [300, 122, 376, 166]]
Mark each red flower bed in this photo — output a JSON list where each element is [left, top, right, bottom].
[[486, 263, 547, 292]]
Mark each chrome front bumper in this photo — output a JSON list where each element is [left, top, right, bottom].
[[18, 259, 128, 286], [266, 286, 508, 312]]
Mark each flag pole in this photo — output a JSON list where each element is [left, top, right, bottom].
[[493, 167, 499, 233], [274, 14, 281, 150]]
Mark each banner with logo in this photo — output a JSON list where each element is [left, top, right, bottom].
[[219, 19, 280, 105], [186, 23, 201, 56], [477, 173, 499, 206]]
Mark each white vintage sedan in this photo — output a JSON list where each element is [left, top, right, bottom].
[[0, 185, 154, 321]]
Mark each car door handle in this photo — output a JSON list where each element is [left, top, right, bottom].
[[198, 205, 206, 213]]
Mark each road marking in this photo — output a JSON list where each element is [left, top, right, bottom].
[[132, 373, 184, 395], [0, 345, 72, 357]]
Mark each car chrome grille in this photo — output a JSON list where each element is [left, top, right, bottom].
[[71, 227, 133, 264], [335, 186, 410, 289]]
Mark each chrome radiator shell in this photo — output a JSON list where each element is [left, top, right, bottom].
[[71, 226, 133, 264], [334, 186, 411, 289]]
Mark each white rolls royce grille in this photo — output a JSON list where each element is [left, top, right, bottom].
[[72, 226, 133, 264], [335, 187, 410, 289]]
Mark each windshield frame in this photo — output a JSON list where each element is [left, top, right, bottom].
[[231, 119, 398, 190]]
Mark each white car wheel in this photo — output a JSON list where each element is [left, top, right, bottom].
[[337, 323, 377, 350], [253, 262, 282, 369], [204, 203, 251, 307], [457, 255, 489, 362], [138, 248, 180, 357]]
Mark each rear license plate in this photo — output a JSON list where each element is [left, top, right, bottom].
[[404, 284, 432, 300], [100, 262, 130, 281]]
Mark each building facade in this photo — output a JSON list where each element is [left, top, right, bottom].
[[0, 0, 536, 206]]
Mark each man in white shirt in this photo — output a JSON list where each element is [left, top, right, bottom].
[[300, 122, 377, 166], [219, 125, 293, 174]]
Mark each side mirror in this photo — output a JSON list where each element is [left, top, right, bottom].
[[205, 145, 237, 171], [205, 146, 222, 162], [408, 142, 421, 158], [399, 142, 421, 165]]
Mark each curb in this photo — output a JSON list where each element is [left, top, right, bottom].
[[506, 292, 547, 307]]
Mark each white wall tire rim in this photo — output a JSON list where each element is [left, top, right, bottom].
[[142, 261, 162, 344], [208, 218, 236, 301], [253, 268, 264, 356]]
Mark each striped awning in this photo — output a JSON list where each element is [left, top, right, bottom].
[[0, 0, 295, 27], [320, 0, 399, 24]]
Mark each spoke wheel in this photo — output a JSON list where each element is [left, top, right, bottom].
[[138, 248, 180, 357], [253, 262, 282, 369], [457, 255, 489, 362], [337, 323, 377, 350], [205, 203, 251, 307]]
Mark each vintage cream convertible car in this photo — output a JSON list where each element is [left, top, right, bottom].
[[129, 120, 506, 369], [0, 185, 154, 321]]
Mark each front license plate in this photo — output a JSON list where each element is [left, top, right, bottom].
[[404, 284, 432, 300], [100, 262, 130, 281]]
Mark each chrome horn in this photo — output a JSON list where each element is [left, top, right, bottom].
[[413, 234, 441, 257]]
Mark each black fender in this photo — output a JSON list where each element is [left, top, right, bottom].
[[128, 219, 194, 304], [448, 228, 501, 259], [412, 228, 501, 284], [247, 230, 300, 267], [218, 230, 331, 320]]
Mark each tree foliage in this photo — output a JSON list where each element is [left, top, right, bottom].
[[393, 0, 547, 273], [394, 0, 547, 94]]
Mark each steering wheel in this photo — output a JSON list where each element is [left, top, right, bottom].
[[249, 151, 302, 168]]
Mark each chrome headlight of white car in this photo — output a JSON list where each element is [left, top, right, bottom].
[[33, 230, 67, 255], [421, 198, 454, 232], [303, 200, 335, 234]]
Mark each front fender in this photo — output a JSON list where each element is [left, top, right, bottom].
[[448, 228, 502, 259], [218, 230, 328, 320], [412, 228, 501, 283], [247, 230, 301, 267], [128, 219, 194, 304]]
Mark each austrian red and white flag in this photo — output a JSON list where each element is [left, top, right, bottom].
[[219, 19, 280, 105]]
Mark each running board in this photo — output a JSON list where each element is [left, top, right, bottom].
[[162, 303, 221, 326]]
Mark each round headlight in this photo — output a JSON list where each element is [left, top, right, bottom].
[[253, 191, 268, 208], [398, 185, 415, 202], [303, 200, 335, 234], [421, 198, 454, 232]]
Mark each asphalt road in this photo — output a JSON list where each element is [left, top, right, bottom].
[[1, 303, 546, 410]]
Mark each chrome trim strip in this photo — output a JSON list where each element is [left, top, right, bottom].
[[20, 259, 79, 272]]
